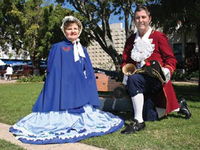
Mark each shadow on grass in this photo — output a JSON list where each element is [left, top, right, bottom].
[[111, 110, 191, 123], [174, 84, 200, 102], [111, 109, 190, 122], [167, 114, 189, 119], [100, 83, 199, 122]]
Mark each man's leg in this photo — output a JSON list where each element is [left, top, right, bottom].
[[121, 74, 162, 134], [131, 93, 144, 123], [121, 74, 146, 134]]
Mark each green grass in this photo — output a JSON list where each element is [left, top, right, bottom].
[[0, 82, 200, 150], [0, 83, 43, 124], [0, 139, 25, 150]]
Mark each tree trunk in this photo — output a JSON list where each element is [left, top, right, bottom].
[[182, 29, 186, 74], [30, 54, 41, 76], [197, 26, 200, 88]]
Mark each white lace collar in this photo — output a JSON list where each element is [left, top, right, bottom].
[[131, 27, 155, 68]]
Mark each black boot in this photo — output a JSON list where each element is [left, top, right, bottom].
[[177, 98, 191, 119], [121, 119, 145, 134]]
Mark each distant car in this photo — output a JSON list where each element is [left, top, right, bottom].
[[0, 65, 6, 78], [12, 64, 33, 78], [27, 61, 47, 75]]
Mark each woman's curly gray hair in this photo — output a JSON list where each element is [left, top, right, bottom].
[[60, 16, 83, 36]]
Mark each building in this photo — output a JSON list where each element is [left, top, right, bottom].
[[1, 23, 198, 72], [87, 23, 126, 70], [169, 30, 199, 71], [87, 24, 199, 72], [0, 44, 30, 65]]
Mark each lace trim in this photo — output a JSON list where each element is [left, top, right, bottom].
[[131, 38, 155, 63]]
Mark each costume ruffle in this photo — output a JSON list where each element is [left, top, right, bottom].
[[131, 38, 154, 63], [9, 105, 124, 144], [131, 27, 155, 68]]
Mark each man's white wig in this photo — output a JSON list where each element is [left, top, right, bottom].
[[60, 16, 83, 36]]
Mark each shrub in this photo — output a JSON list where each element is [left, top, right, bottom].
[[18, 75, 45, 82], [172, 70, 198, 81]]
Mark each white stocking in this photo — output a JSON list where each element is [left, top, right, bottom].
[[131, 93, 144, 123]]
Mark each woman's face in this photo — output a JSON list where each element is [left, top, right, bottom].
[[134, 10, 151, 36], [64, 23, 80, 42]]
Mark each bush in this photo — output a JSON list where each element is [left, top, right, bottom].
[[18, 75, 45, 82], [172, 70, 198, 81]]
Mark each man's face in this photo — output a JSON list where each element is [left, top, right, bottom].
[[134, 10, 151, 35]]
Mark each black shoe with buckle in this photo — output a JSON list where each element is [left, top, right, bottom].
[[177, 98, 191, 119], [121, 119, 145, 134]]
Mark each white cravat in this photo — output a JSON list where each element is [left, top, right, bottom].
[[131, 27, 155, 68], [73, 39, 86, 62]]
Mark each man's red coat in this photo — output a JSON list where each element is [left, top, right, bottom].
[[122, 30, 180, 115]]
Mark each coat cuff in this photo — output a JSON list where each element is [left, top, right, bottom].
[[161, 67, 171, 83], [164, 65, 175, 76]]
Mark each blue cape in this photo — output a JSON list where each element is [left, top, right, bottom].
[[32, 39, 100, 112]]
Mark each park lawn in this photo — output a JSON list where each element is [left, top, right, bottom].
[[0, 139, 25, 150], [0, 82, 200, 150]]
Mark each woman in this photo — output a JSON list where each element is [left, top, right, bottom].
[[121, 6, 191, 134], [9, 16, 124, 144]]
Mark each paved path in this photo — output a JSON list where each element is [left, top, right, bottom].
[[0, 123, 106, 150], [0, 79, 198, 85], [172, 81, 198, 85], [0, 79, 17, 84]]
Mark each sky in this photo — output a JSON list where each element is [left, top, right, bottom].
[[44, 0, 127, 27], [109, 14, 123, 25], [44, 0, 126, 25], [62, 1, 125, 26]]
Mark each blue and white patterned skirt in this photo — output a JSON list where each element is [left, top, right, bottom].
[[9, 105, 124, 144]]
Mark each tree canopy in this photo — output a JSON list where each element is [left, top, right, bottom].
[[0, 0, 72, 72], [148, 0, 200, 86], [1, 0, 199, 84], [55, 0, 151, 72]]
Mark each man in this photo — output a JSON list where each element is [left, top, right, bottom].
[[121, 5, 191, 134]]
